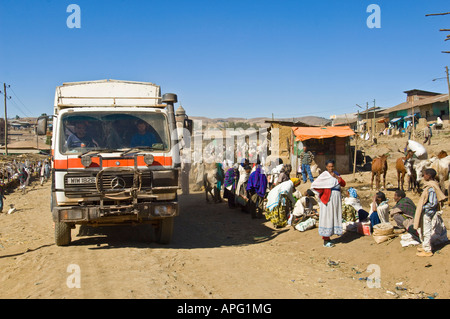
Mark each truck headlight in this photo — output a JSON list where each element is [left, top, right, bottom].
[[60, 209, 83, 220], [143, 154, 154, 165], [154, 204, 177, 216]]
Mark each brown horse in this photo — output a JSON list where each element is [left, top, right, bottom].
[[395, 150, 415, 191], [371, 154, 388, 190]]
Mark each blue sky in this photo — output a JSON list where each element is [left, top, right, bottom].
[[0, 0, 449, 119]]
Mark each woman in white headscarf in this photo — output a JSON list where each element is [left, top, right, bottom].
[[311, 160, 346, 247]]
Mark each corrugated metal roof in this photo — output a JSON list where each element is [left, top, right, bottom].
[[292, 126, 355, 141], [380, 94, 449, 114]]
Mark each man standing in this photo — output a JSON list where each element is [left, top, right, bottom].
[[414, 168, 446, 257], [300, 145, 314, 183], [423, 125, 432, 145], [406, 123, 412, 140]]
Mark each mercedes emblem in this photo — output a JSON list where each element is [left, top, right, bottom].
[[110, 176, 126, 190]]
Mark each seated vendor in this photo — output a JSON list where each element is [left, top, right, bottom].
[[368, 191, 389, 230], [390, 189, 416, 230], [343, 187, 369, 222]]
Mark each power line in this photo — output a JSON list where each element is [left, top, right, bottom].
[[0, 90, 32, 118], [425, 11, 450, 53], [8, 98, 32, 118], [8, 86, 34, 117]]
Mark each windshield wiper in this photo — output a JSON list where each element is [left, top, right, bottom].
[[120, 146, 154, 156], [79, 148, 118, 157]]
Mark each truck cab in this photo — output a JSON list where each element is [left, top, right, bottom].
[[50, 79, 181, 246]]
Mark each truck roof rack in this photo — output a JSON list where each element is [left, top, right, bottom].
[[56, 96, 166, 108]]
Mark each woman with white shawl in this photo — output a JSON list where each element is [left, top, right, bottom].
[[266, 178, 301, 212], [311, 160, 346, 247], [265, 178, 301, 227]]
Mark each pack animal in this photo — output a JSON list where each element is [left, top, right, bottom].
[[371, 154, 388, 190], [310, 160, 321, 178], [203, 163, 223, 203], [395, 150, 415, 191], [404, 158, 419, 193], [413, 155, 450, 203]]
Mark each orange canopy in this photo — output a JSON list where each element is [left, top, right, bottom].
[[292, 126, 355, 142]]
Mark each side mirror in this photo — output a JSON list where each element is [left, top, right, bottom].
[[36, 116, 48, 135]]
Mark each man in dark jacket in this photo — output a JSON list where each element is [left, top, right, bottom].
[[300, 146, 314, 183]]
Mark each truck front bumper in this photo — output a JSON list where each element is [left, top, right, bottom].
[[53, 201, 178, 224]]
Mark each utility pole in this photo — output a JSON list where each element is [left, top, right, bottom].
[[372, 99, 376, 142], [446, 66, 450, 118], [365, 102, 369, 140], [3, 83, 8, 155], [353, 110, 359, 178], [356, 103, 368, 138]]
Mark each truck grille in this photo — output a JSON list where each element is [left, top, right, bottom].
[[64, 170, 152, 196]]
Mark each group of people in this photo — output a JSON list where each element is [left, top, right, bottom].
[[406, 122, 433, 145], [0, 158, 51, 213], [219, 158, 345, 248], [313, 164, 447, 256], [218, 155, 447, 257], [365, 168, 446, 257]]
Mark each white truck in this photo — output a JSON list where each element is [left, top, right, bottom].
[[47, 79, 182, 246]]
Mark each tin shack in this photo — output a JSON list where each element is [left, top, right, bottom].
[[292, 126, 355, 174]]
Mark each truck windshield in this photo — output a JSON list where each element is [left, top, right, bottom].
[[60, 111, 170, 154]]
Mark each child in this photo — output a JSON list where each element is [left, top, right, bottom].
[[414, 168, 446, 257]]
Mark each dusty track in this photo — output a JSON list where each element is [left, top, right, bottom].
[[1, 132, 450, 299], [0, 174, 449, 299]]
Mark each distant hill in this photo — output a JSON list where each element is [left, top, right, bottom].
[[189, 115, 330, 128]]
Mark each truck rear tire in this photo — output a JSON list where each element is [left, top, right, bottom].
[[155, 217, 174, 244], [55, 222, 71, 246]]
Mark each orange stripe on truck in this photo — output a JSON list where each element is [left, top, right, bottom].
[[54, 156, 172, 169]]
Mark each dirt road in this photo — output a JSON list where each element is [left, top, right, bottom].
[[0, 170, 448, 300]]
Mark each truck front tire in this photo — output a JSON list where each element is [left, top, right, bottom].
[[55, 222, 72, 246]]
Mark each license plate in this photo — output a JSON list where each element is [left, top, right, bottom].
[[67, 177, 96, 184]]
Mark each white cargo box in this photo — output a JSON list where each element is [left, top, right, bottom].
[[54, 79, 164, 111]]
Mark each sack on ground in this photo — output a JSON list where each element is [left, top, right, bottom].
[[372, 222, 394, 236], [431, 211, 448, 246], [373, 234, 396, 244], [343, 221, 357, 232], [294, 218, 316, 232], [400, 233, 420, 247]]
